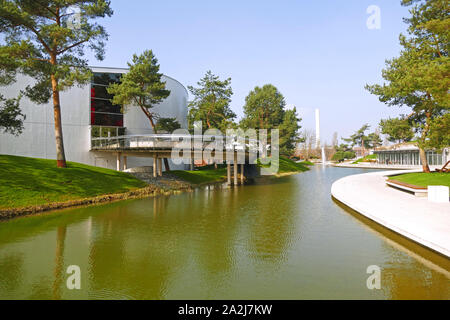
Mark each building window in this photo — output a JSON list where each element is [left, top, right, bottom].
[[91, 72, 123, 127]]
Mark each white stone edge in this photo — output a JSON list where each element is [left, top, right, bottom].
[[331, 171, 450, 258]]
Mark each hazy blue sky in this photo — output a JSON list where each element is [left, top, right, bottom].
[[86, 0, 412, 143]]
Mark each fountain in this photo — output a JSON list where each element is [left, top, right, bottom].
[[322, 146, 326, 165]]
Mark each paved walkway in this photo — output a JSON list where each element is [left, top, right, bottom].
[[331, 170, 450, 258]]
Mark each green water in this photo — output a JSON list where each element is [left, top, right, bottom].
[[0, 166, 448, 300]]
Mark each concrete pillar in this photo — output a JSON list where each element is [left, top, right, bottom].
[[116, 153, 121, 171], [233, 152, 238, 186], [158, 158, 163, 176], [153, 155, 157, 178], [240, 164, 244, 185], [227, 163, 231, 185], [123, 156, 127, 171]]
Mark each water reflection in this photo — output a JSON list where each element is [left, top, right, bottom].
[[53, 226, 66, 300], [0, 166, 448, 299]]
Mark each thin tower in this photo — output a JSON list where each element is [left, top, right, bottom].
[[315, 108, 320, 148]]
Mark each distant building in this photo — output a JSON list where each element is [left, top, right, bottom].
[[0, 67, 189, 171], [374, 143, 449, 166], [352, 146, 370, 159]]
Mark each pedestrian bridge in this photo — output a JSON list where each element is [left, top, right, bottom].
[[91, 134, 264, 185]]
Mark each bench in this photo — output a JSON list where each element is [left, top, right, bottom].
[[386, 179, 428, 197]]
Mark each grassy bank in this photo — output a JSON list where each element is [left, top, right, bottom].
[[352, 154, 377, 164], [389, 172, 450, 188], [169, 166, 228, 184], [0, 155, 312, 216], [0, 155, 147, 209], [277, 158, 312, 173], [170, 157, 312, 184]]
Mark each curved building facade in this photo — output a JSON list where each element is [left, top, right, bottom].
[[0, 66, 189, 170]]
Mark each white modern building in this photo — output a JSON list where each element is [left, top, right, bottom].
[[0, 67, 189, 170], [374, 143, 449, 167]]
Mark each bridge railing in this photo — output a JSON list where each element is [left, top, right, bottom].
[[91, 134, 264, 153]]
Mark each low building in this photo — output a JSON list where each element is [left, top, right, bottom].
[[352, 147, 370, 159], [0, 66, 189, 171], [374, 143, 449, 166]]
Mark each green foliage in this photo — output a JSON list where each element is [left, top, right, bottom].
[[335, 143, 352, 153], [0, 94, 24, 135], [279, 107, 302, 156], [241, 85, 302, 156], [389, 172, 450, 188], [0, 0, 113, 102], [108, 50, 170, 130], [365, 0, 449, 170], [425, 113, 450, 150], [380, 117, 415, 143], [332, 151, 356, 162], [187, 71, 236, 132], [240, 84, 285, 130], [343, 124, 379, 148], [0, 155, 146, 209], [366, 132, 383, 149], [155, 117, 181, 133]]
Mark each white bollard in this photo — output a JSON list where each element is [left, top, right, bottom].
[[428, 186, 449, 203]]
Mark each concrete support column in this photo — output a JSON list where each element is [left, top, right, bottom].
[[153, 155, 158, 178], [158, 158, 163, 176], [233, 152, 238, 186], [227, 163, 231, 185], [240, 164, 244, 185], [116, 153, 121, 171], [123, 156, 127, 171]]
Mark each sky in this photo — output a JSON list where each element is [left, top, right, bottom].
[[85, 0, 412, 144]]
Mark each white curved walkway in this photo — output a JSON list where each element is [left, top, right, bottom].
[[331, 170, 450, 258]]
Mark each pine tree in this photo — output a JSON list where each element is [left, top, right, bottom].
[[187, 71, 236, 133], [108, 50, 172, 170], [366, 0, 449, 172], [0, 0, 113, 167]]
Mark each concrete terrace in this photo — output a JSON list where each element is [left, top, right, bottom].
[[331, 170, 450, 258]]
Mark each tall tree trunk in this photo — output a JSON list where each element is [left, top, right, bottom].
[[419, 107, 432, 173], [419, 147, 430, 173], [141, 106, 170, 171], [51, 74, 67, 168]]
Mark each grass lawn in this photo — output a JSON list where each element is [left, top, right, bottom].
[[276, 157, 311, 173], [389, 172, 450, 188], [0, 155, 147, 209], [352, 154, 377, 164], [170, 157, 312, 184], [169, 167, 228, 184]]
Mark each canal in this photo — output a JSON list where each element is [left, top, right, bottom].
[[0, 166, 448, 299]]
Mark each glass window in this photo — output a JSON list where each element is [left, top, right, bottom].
[[91, 98, 121, 114], [91, 113, 123, 127], [90, 72, 124, 127], [92, 72, 122, 86], [91, 85, 114, 100]]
